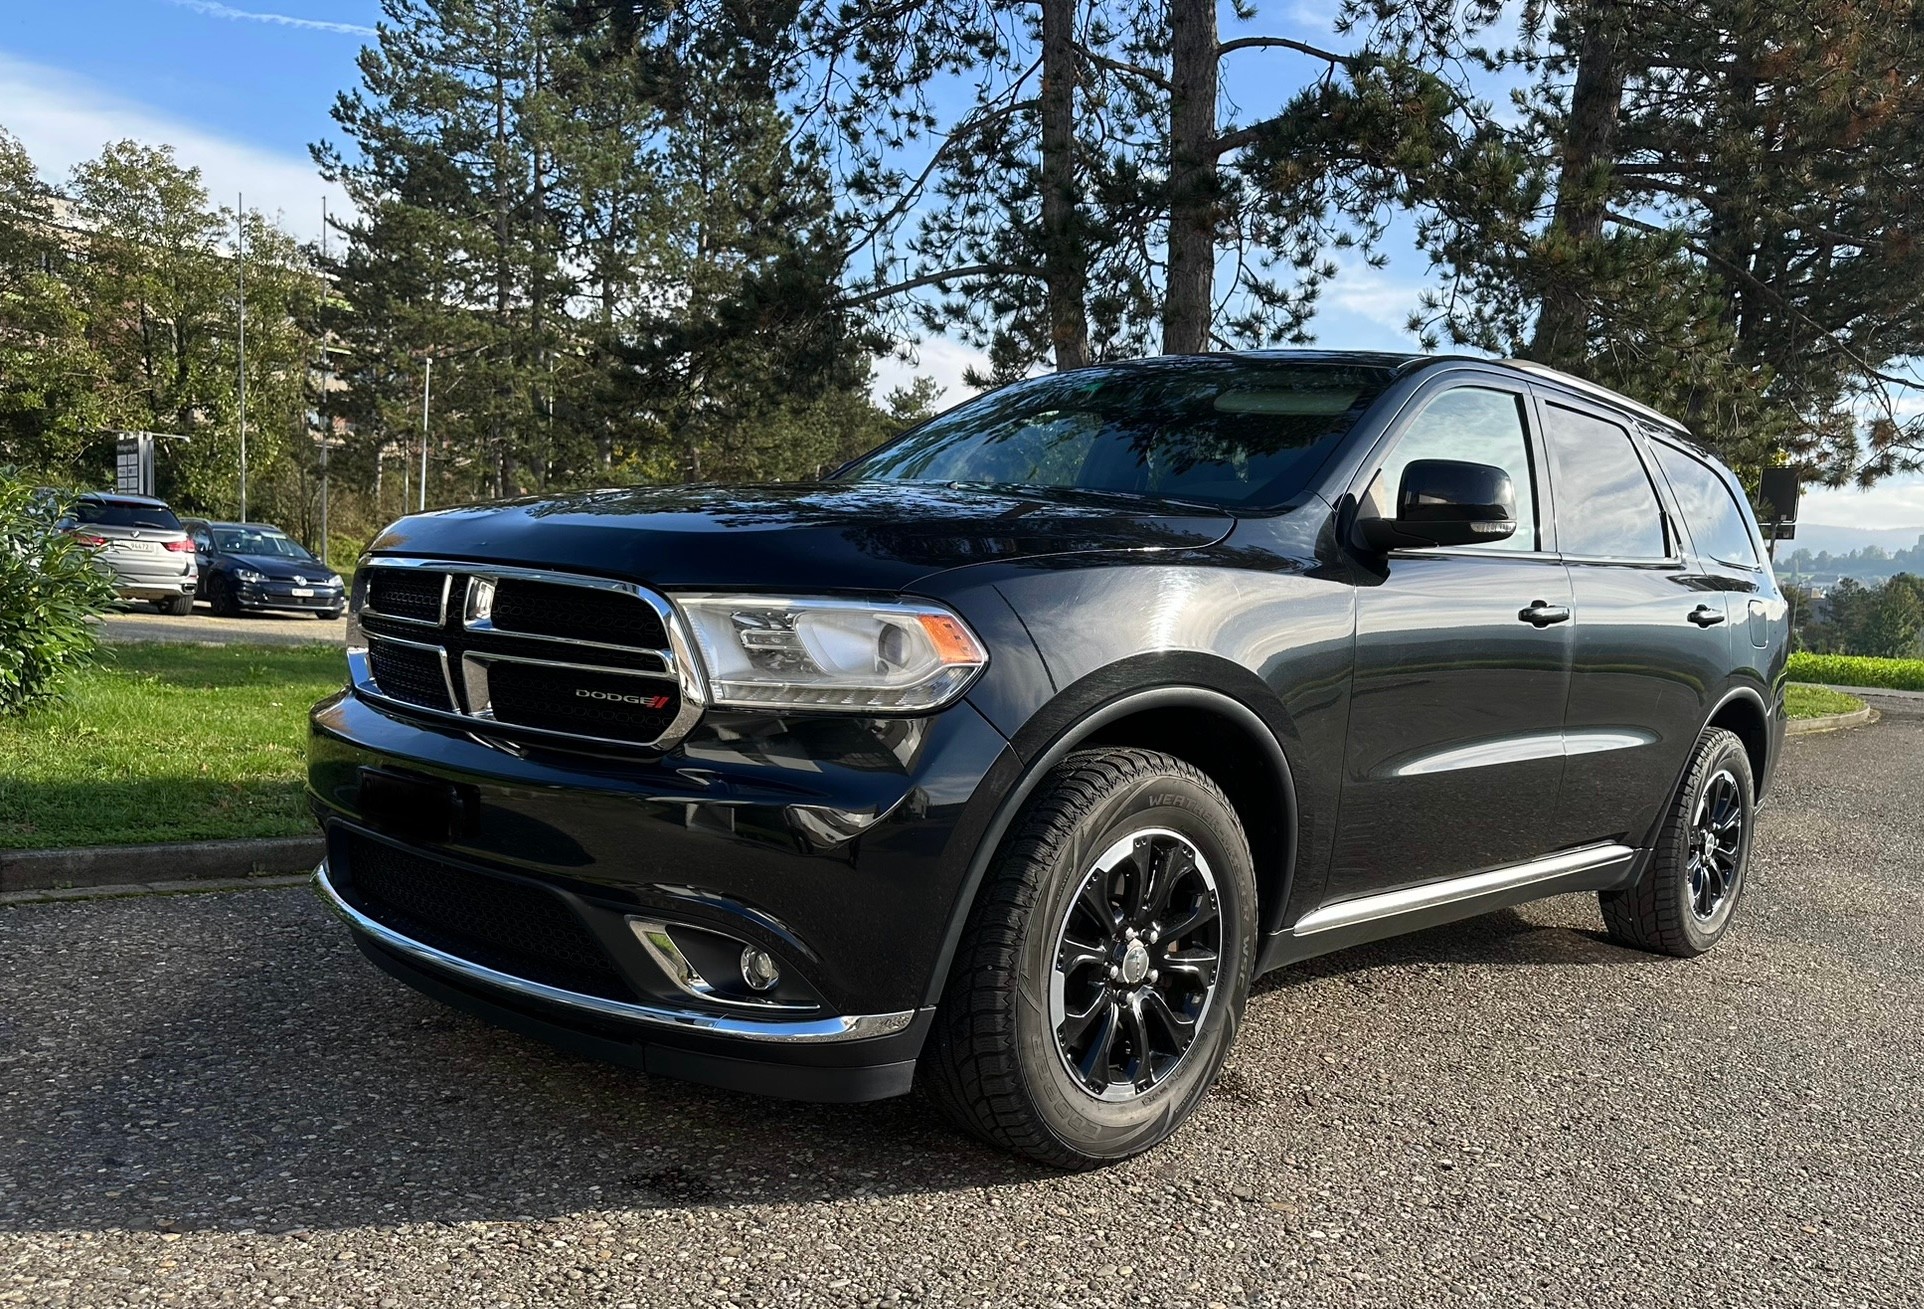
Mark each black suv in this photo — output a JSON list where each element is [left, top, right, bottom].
[[308, 352, 1787, 1166]]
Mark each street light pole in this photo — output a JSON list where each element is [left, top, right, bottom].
[[236, 192, 248, 522], [318, 195, 330, 567], [420, 355, 432, 513]]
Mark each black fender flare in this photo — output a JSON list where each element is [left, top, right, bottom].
[[920, 681, 1300, 1008]]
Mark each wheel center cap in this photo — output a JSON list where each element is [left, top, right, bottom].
[[1120, 940, 1151, 986]]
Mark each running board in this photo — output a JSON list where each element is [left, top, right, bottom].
[[1260, 843, 1641, 970]]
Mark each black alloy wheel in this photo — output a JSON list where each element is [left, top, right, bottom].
[[1601, 726, 1755, 957], [208, 575, 239, 617], [923, 748, 1256, 1168], [1686, 768, 1744, 923], [1049, 828, 1222, 1101]]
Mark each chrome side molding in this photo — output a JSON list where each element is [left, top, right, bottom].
[[313, 862, 913, 1043], [1291, 843, 1638, 938]]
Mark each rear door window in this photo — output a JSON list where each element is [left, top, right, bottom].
[[1653, 444, 1762, 569], [1540, 404, 1668, 559]]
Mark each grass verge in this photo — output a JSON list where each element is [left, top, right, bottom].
[[1786, 652, 1924, 691], [1785, 683, 1866, 720], [0, 644, 341, 850]]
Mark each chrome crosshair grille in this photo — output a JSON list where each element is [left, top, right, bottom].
[[349, 560, 708, 751]]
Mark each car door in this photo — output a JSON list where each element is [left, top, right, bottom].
[[1537, 395, 1730, 851], [1325, 377, 1576, 901], [1648, 438, 1782, 659]]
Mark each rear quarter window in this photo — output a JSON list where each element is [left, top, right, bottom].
[[1653, 444, 1762, 569]]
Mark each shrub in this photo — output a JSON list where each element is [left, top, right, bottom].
[[0, 470, 116, 716], [1786, 652, 1924, 692]]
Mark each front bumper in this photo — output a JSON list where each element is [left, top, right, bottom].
[[236, 580, 344, 612], [314, 859, 931, 1100], [308, 688, 1021, 1100]]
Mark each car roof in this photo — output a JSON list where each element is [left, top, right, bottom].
[[1117, 349, 1692, 433], [76, 491, 172, 506]]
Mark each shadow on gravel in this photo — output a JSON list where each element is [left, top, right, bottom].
[[0, 894, 1664, 1238], [1252, 905, 1655, 997], [0, 893, 1042, 1238]]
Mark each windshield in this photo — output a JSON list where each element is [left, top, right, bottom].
[[213, 529, 313, 560], [71, 499, 181, 530], [837, 360, 1396, 509]]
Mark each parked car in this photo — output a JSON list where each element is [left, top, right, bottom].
[[58, 492, 197, 614], [308, 351, 1787, 1167], [183, 520, 346, 619]]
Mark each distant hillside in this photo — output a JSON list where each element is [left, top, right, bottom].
[[1780, 524, 1924, 557]]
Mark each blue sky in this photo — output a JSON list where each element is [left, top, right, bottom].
[[4, 0, 1920, 530]]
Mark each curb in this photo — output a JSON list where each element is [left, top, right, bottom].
[[0, 873, 312, 907], [0, 835, 322, 894], [1786, 705, 1879, 737]]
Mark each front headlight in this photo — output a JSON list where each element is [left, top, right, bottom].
[[677, 595, 987, 712], [235, 568, 265, 583]]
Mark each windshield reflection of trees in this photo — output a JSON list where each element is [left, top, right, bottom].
[[840, 359, 1395, 508]]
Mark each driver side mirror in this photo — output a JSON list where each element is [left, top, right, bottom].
[[1359, 459, 1518, 551]]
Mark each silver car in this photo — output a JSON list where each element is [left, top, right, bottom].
[[59, 492, 198, 614]]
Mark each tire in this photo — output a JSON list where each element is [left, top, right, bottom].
[[921, 748, 1257, 1168], [208, 576, 239, 617], [319, 608, 344, 621], [1600, 727, 1754, 957], [157, 595, 194, 616]]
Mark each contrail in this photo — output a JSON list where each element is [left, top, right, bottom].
[[163, 0, 376, 36]]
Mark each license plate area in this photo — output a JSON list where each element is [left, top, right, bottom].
[[356, 767, 476, 842]]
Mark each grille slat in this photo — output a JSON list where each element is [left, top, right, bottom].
[[367, 639, 453, 712], [339, 832, 633, 1000], [354, 564, 690, 749]]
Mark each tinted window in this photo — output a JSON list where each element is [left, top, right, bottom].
[[1368, 387, 1538, 551], [1542, 405, 1668, 558], [838, 362, 1396, 509], [70, 499, 182, 531], [1654, 444, 1761, 569], [213, 528, 313, 559]]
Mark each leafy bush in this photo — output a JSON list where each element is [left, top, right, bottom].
[[0, 470, 116, 716], [1787, 652, 1924, 692]]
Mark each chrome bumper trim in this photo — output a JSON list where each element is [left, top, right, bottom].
[[312, 861, 914, 1043]]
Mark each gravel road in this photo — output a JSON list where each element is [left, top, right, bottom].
[[96, 605, 348, 647], [3, 702, 1920, 1308]]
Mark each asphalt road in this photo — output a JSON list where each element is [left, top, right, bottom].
[[3, 701, 1921, 1307], [96, 603, 348, 647]]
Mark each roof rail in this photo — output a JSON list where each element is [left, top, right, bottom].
[[1499, 358, 1690, 434]]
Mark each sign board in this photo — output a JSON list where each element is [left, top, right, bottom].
[[1758, 467, 1799, 540], [114, 433, 156, 496]]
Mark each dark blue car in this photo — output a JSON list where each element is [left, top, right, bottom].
[[184, 520, 345, 619]]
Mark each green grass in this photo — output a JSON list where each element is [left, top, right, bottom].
[[1786, 652, 1924, 692], [1784, 683, 1866, 719], [0, 644, 343, 850]]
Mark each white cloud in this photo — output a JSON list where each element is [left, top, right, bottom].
[[1799, 476, 1924, 532], [870, 337, 995, 409], [0, 51, 348, 242], [163, 0, 376, 36]]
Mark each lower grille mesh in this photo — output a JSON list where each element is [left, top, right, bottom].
[[368, 640, 453, 712], [340, 832, 632, 1001]]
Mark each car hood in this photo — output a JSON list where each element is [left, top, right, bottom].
[[364, 482, 1235, 591], [225, 553, 335, 580]]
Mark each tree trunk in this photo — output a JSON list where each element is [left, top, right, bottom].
[[1528, 3, 1627, 369], [1162, 0, 1218, 356], [1038, 0, 1090, 370]]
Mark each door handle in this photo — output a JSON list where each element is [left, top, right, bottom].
[[1518, 600, 1572, 627], [1687, 604, 1727, 627]]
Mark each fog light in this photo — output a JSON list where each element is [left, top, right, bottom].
[[740, 947, 781, 992]]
